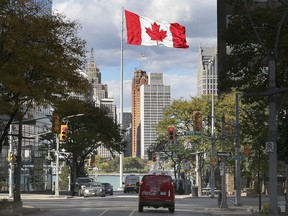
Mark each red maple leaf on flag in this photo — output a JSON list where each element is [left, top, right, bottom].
[[145, 22, 167, 41]]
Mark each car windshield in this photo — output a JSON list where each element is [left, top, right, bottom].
[[88, 182, 102, 187], [78, 178, 93, 183]]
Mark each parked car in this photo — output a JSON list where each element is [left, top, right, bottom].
[[138, 174, 175, 213], [123, 174, 140, 193], [83, 182, 105, 198], [73, 177, 94, 196], [102, 183, 113, 195]]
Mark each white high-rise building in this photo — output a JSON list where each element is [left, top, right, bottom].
[[197, 47, 218, 97], [140, 73, 171, 159]]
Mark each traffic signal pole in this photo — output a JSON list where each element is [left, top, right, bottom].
[[235, 93, 242, 206], [55, 133, 60, 197], [8, 124, 13, 198], [220, 115, 228, 208], [268, 50, 278, 215]]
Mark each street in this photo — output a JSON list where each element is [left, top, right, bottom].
[[1, 191, 286, 216], [17, 192, 285, 216], [21, 196, 214, 216]]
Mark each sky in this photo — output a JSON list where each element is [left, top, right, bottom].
[[52, 0, 217, 114]]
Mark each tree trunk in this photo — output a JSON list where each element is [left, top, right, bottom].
[[13, 117, 22, 204], [285, 163, 288, 214]]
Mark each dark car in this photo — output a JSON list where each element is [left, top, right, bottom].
[[102, 183, 113, 195]]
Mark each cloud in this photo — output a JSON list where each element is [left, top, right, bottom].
[[53, 0, 217, 114]]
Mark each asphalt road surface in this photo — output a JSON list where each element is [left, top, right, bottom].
[[22, 194, 219, 216]]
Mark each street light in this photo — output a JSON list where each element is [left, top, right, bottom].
[[54, 113, 84, 197], [209, 58, 216, 198]]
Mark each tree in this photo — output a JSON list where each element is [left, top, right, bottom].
[[220, 1, 288, 94], [0, 0, 90, 153], [50, 98, 126, 185]]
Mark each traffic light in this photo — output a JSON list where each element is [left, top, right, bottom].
[[59, 124, 68, 141], [193, 111, 202, 132], [52, 112, 61, 134], [152, 152, 157, 162], [167, 126, 176, 141], [8, 152, 14, 162], [243, 144, 250, 156]]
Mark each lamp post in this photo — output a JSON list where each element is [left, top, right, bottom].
[[8, 124, 13, 198], [220, 115, 228, 208], [54, 133, 60, 196], [55, 113, 84, 197], [235, 93, 242, 205], [209, 58, 216, 198], [119, 7, 124, 190]]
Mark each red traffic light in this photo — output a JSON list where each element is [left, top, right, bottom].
[[60, 124, 68, 141], [167, 126, 176, 141]]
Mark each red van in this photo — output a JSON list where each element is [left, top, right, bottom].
[[138, 174, 175, 213]]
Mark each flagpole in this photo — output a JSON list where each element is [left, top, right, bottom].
[[119, 6, 124, 190]]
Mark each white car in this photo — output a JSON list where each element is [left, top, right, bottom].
[[83, 182, 106, 198]]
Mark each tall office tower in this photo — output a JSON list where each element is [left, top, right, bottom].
[[140, 73, 171, 159], [131, 70, 148, 157], [122, 112, 132, 157], [197, 47, 218, 97], [86, 48, 108, 105], [100, 98, 117, 123], [85, 49, 118, 159]]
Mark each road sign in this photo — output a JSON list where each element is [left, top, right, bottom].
[[217, 151, 231, 157], [232, 155, 246, 160], [265, 141, 274, 152], [183, 131, 202, 136]]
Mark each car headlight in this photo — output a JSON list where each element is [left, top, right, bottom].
[[84, 189, 89, 193]]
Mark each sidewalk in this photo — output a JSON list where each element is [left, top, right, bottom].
[[0, 190, 73, 200]]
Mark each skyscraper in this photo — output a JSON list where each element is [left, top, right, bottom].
[[86, 48, 117, 159], [131, 70, 148, 157], [140, 73, 171, 159], [197, 47, 217, 97], [86, 48, 108, 106]]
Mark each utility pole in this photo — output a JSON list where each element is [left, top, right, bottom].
[[220, 115, 228, 208], [55, 133, 60, 197], [8, 124, 14, 198], [267, 50, 278, 215], [210, 58, 215, 198], [13, 116, 22, 204], [235, 93, 242, 205]]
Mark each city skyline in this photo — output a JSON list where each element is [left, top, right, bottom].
[[52, 0, 217, 114]]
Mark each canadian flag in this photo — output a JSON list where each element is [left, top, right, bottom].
[[124, 10, 189, 49]]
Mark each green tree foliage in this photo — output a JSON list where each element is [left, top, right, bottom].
[[0, 0, 89, 152], [219, 0, 288, 197], [59, 164, 70, 190], [123, 157, 146, 172], [151, 92, 249, 187], [220, 1, 288, 93], [50, 98, 126, 181], [221, 1, 288, 171]]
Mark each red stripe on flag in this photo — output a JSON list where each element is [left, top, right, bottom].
[[125, 10, 142, 45], [170, 23, 189, 48]]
